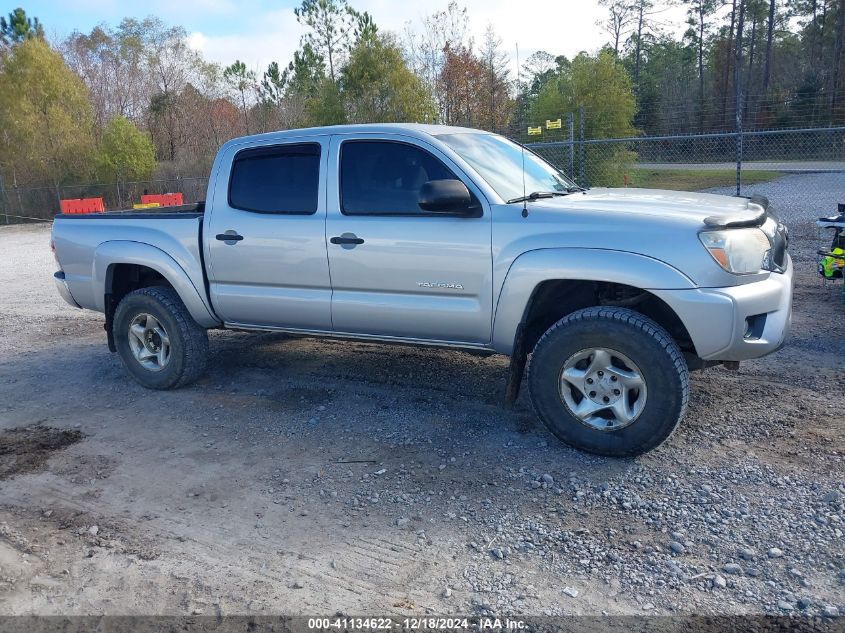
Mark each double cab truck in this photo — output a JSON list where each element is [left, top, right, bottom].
[[51, 124, 793, 456]]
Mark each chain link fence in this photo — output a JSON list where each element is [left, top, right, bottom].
[[526, 126, 845, 188]]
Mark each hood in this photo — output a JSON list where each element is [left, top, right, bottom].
[[538, 187, 763, 226]]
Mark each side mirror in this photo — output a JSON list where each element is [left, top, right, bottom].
[[418, 179, 472, 213]]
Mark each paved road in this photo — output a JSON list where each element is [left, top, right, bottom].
[[637, 161, 845, 172]]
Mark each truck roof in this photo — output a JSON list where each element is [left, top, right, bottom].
[[220, 123, 489, 149]]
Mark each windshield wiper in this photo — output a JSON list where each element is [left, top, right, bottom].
[[566, 185, 587, 192], [506, 191, 571, 204]]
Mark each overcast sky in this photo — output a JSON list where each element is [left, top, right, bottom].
[[26, 0, 689, 76]]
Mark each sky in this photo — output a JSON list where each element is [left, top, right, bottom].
[[21, 0, 689, 78]]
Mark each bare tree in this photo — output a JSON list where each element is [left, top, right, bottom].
[[479, 25, 512, 131], [62, 21, 151, 133], [403, 1, 470, 123], [143, 20, 201, 160], [599, 0, 636, 55]]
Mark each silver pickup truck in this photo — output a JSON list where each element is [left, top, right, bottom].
[[51, 124, 792, 456]]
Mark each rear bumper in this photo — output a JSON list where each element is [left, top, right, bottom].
[[54, 271, 81, 308], [654, 255, 793, 362]]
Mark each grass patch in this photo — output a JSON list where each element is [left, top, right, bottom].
[[626, 168, 783, 191]]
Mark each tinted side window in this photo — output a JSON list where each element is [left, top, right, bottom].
[[341, 141, 459, 215], [229, 143, 320, 214]]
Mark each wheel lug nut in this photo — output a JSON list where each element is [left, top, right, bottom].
[[597, 371, 604, 377], [613, 389, 620, 395], [611, 375, 617, 382], [603, 396, 610, 403], [589, 391, 596, 398], [586, 378, 593, 384]]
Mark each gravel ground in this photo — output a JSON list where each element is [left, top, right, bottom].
[[0, 179, 842, 617]]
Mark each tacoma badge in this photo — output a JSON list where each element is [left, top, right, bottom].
[[417, 281, 464, 290]]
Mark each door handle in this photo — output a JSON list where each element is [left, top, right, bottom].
[[330, 235, 365, 245], [216, 232, 243, 242]]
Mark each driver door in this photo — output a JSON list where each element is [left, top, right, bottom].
[[325, 135, 493, 344]]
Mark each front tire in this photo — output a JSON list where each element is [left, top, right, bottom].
[[527, 307, 689, 457], [113, 286, 208, 390]]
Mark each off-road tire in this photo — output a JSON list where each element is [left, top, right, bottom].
[[527, 307, 689, 457], [113, 286, 208, 390]]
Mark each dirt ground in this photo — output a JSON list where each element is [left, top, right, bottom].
[[0, 209, 842, 617]]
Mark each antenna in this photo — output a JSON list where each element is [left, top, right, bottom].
[[516, 43, 528, 218]]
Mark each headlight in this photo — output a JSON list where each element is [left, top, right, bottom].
[[699, 228, 772, 274]]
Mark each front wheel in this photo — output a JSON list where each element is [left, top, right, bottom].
[[527, 307, 689, 457], [113, 286, 209, 390]]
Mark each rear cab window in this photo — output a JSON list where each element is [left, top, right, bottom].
[[229, 143, 321, 214]]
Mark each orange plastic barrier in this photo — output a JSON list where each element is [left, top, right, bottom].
[[59, 198, 105, 214], [141, 193, 184, 207]]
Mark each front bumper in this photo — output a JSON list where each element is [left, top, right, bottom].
[[54, 271, 81, 308], [653, 255, 793, 362]]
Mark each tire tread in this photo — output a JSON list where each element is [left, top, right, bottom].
[[526, 306, 689, 456], [115, 286, 208, 389]]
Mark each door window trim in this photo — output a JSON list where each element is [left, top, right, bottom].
[[227, 142, 322, 215], [338, 139, 482, 218]]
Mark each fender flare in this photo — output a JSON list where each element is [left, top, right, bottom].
[[93, 241, 220, 328], [492, 248, 696, 355]]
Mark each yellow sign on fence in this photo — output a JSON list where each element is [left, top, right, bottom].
[[546, 118, 562, 129], [527, 126, 542, 135]]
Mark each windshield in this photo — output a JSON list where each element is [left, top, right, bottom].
[[437, 133, 577, 202]]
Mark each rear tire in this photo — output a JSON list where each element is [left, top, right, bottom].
[[113, 286, 208, 390], [527, 307, 688, 457]]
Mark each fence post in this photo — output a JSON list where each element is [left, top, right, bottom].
[[567, 112, 575, 178], [735, 30, 743, 196], [55, 184, 63, 218], [15, 186, 23, 221], [0, 174, 7, 225], [115, 181, 121, 211], [578, 105, 586, 186], [735, 121, 743, 197]]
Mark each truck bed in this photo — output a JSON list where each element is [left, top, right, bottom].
[[52, 204, 208, 316], [56, 202, 204, 219]]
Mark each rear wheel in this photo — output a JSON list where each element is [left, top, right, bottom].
[[527, 307, 689, 457], [114, 287, 208, 390]]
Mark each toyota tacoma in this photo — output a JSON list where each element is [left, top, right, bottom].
[[51, 124, 793, 456]]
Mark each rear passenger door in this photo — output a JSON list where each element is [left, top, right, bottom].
[[204, 138, 332, 329], [325, 135, 493, 344]]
